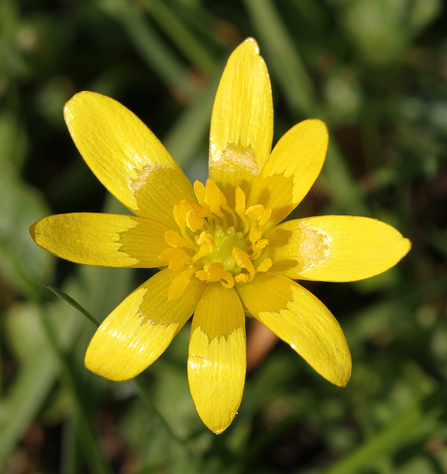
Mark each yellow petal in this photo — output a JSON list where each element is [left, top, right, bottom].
[[85, 268, 206, 381], [237, 273, 351, 386], [209, 38, 273, 204], [188, 283, 246, 434], [64, 91, 195, 227], [267, 216, 411, 281], [30, 213, 171, 268], [248, 120, 328, 229]]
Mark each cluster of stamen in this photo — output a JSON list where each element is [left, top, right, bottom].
[[159, 179, 273, 300]]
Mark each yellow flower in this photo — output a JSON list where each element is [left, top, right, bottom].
[[30, 38, 411, 434]]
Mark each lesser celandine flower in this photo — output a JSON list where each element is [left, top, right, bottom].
[[30, 38, 411, 434]]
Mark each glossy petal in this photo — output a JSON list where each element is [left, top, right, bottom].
[[248, 120, 328, 229], [30, 213, 171, 268], [237, 273, 351, 386], [209, 38, 273, 204], [266, 216, 411, 281], [85, 269, 206, 381], [64, 91, 195, 227], [188, 283, 246, 434]]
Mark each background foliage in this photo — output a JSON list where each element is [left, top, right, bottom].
[[1, 0, 447, 473]]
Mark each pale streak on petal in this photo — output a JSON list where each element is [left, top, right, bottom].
[[266, 216, 411, 281], [209, 38, 273, 204]]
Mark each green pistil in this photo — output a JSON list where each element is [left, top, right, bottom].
[[200, 226, 248, 274]]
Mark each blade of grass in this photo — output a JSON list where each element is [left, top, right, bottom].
[[243, 0, 316, 116], [143, 0, 217, 76], [99, 0, 201, 102], [0, 281, 82, 468], [45, 285, 100, 327], [243, 0, 368, 215], [60, 417, 80, 474], [163, 66, 221, 167], [322, 382, 447, 474], [344, 277, 447, 350]]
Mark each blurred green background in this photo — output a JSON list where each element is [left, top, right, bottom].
[[1, 0, 447, 473]]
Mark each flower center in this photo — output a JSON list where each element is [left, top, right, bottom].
[[159, 178, 273, 300], [200, 226, 247, 273]]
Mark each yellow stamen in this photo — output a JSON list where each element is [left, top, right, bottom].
[[259, 207, 272, 228], [159, 248, 190, 271], [168, 266, 196, 300], [249, 228, 261, 247], [246, 204, 265, 221], [186, 210, 205, 232], [193, 180, 207, 208], [232, 247, 256, 282], [196, 263, 235, 288], [235, 187, 249, 233], [256, 258, 272, 273], [254, 239, 269, 258], [205, 179, 226, 225], [193, 180, 218, 226], [173, 201, 196, 247], [216, 184, 238, 227], [164, 230, 190, 249], [192, 232, 215, 263], [235, 273, 249, 283], [162, 179, 275, 292]]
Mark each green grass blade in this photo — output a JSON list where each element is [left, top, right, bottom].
[[144, 0, 216, 76], [244, 0, 316, 116], [99, 0, 201, 102], [45, 285, 99, 327], [244, 0, 367, 215], [324, 383, 447, 474], [38, 305, 112, 474], [163, 69, 221, 167], [0, 283, 82, 468]]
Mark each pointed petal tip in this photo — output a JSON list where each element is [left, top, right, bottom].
[[339, 373, 352, 388], [199, 411, 237, 435], [307, 345, 351, 388], [63, 91, 90, 121], [199, 409, 235, 434], [402, 237, 412, 255], [210, 421, 232, 435], [209, 36, 273, 197], [305, 343, 352, 388], [29, 222, 37, 241], [331, 363, 352, 388], [29, 217, 47, 247], [242, 37, 260, 53]]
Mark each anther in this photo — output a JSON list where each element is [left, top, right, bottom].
[[232, 248, 256, 282], [168, 266, 196, 300]]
